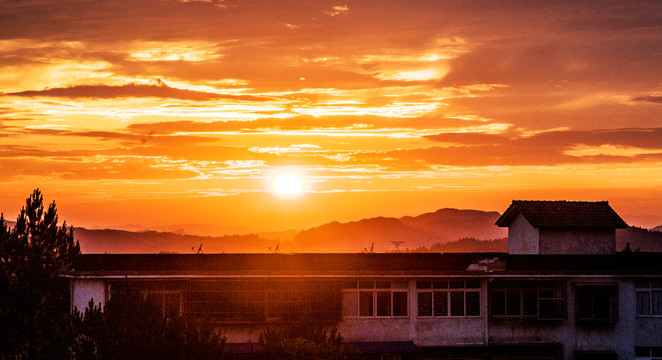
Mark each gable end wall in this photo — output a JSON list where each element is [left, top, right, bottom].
[[507, 213, 539, 254]]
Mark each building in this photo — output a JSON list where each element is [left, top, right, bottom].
[[495, 200, 628, 255], [68, 201, 662, 359]]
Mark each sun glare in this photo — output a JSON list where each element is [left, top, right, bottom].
[[271, 169, 306, 197]]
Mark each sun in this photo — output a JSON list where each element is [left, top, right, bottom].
[[270, 169, 307, 197]]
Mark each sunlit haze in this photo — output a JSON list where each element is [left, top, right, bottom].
[[1, 1, 662, 232]]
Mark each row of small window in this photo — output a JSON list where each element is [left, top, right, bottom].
[[342, 280, 408, 317], [343, 280, 480, 318], [636, 281, 662, 316], [417, 280, 481, 317]]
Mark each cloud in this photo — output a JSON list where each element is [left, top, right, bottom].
[[630, 94, 662, 104], [5, 82, 272, 101], [324, 5, 348, 16], [376, 127, 662, 167]]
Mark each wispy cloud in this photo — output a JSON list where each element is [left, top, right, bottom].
[[6, 82, 272, 101], [324, 5, 348, 16]]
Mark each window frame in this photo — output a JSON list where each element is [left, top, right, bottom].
[[142, 289, 183, 320], [575, 284, 619, 325], [488, 279, 567, 321], [342, 280, 409, 318], [416, 279, 481, 318], [635, 280, 662, 317]]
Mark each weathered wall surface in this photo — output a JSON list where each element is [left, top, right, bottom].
[[573, 280, 634, 359], [507, 213, 539, 254], [539, 229, 615, 254], [487, 279, 635, 359], [636, 317, 662, 347]]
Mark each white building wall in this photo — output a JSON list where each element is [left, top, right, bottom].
[[507, 213, 539, 254], [71, 279, 107, 313], [339, 280, 487, 346]]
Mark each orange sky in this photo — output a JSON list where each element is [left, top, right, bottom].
[[1, 0, 662, 233]]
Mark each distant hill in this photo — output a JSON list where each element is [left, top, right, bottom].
[[616, 227, 662, 252], [74, 228, 278, 254], [293, 208, 506, 253], [4, 207, 659, 254], [401, 208, 505, 241], [73, 208, 508, 253]]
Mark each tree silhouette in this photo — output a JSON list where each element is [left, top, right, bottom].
[[259, 323, 354, 360], [0, 189, 80, 358], [72, 293, 228, 360]]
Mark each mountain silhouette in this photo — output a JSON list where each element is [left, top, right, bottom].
[[293, 208, 506, 253], [17, 209, 657, 254]]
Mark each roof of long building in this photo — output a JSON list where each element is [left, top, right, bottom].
[[70, 252, 662, 277], [495, 200, 628, 229]]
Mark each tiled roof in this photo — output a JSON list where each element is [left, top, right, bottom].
[[495, 200, 628, 229]]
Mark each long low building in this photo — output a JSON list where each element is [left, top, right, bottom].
[[68, 201, 662, 360]]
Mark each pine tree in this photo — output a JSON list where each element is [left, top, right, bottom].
[[0, 189, 80, 358]]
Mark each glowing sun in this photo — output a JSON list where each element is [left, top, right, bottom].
[[271, 170, 306, 197]]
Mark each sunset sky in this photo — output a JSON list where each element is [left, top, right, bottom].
[[1, 0, 662, 233]]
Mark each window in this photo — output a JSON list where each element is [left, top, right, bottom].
[[636, 280, 662, 316], [342, 280, 408, 317], [636, 346, 662, 360], [417, 279, 480, 317], [112, 279, 342, 323], [489, 280, 566, 320], [144, 290, 182, 320], [110, 280, 183, 320], [576, 285, 618, 324]]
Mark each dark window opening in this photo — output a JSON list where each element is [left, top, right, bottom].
[[636, 281, 662, 316], [488, 279, 566, 320], [576, 285, 618, 325], [344, 280, 409, 318], [417, 279, 481, 317], [111, 279, 342, 324]]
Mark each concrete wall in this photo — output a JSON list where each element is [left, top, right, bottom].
[[71, 279, 106, 313], [69, 276, 657, 358], [636, 317, 662, 347], [487, 279, 635, 360], [507, 213, 539, 254], [213, 280, 487, 346], [573, 280, 634, 360], [539, 229, 616, 254], [340, 280, 487, 346]]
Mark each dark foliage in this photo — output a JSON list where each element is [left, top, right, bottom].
[[393, 237, 508, 253], [71, 290, 227, 360], [0, 189, 80, 359], [259, 323, 355, 360]]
